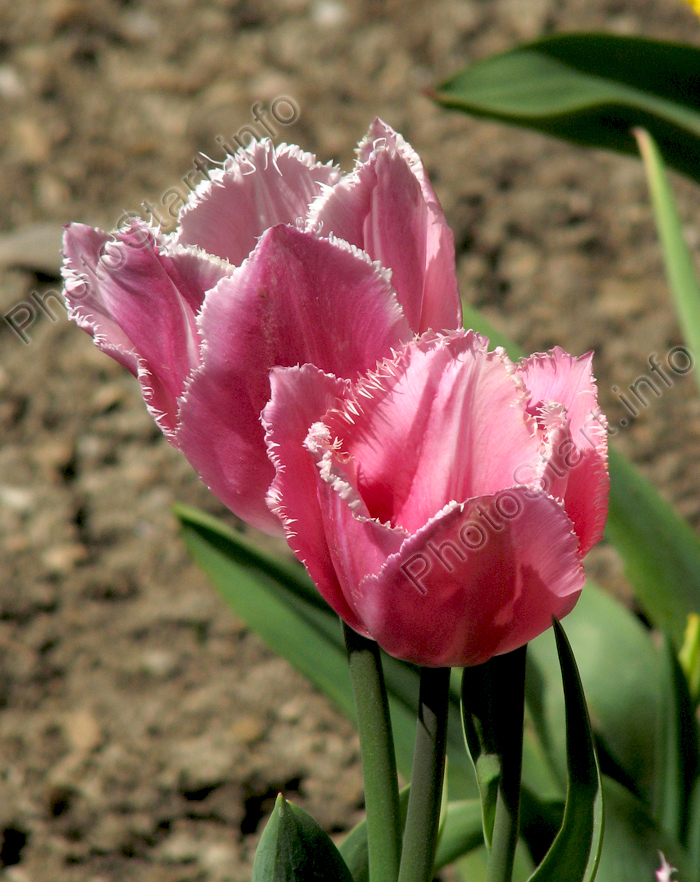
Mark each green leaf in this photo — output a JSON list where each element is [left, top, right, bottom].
[[654, 635, 700, 846], [634, 127, 700, 396], [434, 33, 700, 186], [596, 777, 692, 882], [527, 620, 603, 882], [252, 793, 354, 882], [459, 306, 700, 647], [434, 799, 486, 871], [173, 503, 476, 799], [605, 450, 700, 647], [527, 581, 662, 809]]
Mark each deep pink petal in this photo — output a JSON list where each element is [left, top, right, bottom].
[[62, 221, 231, 434], [308, 119, 461, 334], [176, 225, 410, 535], [322, 331, 540, 533], [173, 141, 340, 266], [263, 364, 368, 632], [517, 348, 609, 553], [355, 488, 584, 667]]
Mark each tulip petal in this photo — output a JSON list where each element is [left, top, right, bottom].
[[263, 364, 369, 633], [308, 119, 461, 334], [177, 225, 411, 535], [321, 331, 540, 534], [517, 347, 601, 441], [62, 223, 139, 374], [517, 348, 609, 554], [173, 141, 341, 266], [62, 221, 231, 434], [356, 488, 584, 667]]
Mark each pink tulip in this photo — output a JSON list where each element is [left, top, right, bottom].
[[264, 330, 609, 667], [62, 122, 461, 534]]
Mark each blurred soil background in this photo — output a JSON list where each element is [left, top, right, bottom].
[[1, 0, 700, 879]]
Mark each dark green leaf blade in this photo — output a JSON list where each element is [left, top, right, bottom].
[[252, 793, 354, 882], [434, 33, 700, 186], [527, 620, 603, 882]]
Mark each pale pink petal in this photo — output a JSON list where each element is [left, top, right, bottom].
[[517, 348, 609, 553], [355, 488, 584, 667], [263, 364, 368, 632], [62, 221, 231, 434], [308, 119, 461, 334], [176, 225, 410, 535], [322, 331, 540, 534], [173, 141, 340, 266]]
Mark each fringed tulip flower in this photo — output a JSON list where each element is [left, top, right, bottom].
[[62, 121, 460, 534], [62, 119, 608, 668], [264, 331, 609, 667]]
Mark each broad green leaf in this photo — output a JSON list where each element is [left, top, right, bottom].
[[654, 635, 700, 846], [528, 581, 662, 809], [174, 503, 476, 798], [634, 127, 700, 396], [434, 33, 700, 186], [435, 799, 487, 871], [596, 777, 692, 882], [252, 793, 354, 882], [453, 841, 535, 882], [460, 304, 700, 647], [527, 620, 603, 882], [605, 451, 700, 647]]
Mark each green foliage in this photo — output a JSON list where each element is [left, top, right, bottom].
[[654, 636, 700, 847], [526, 621, 603, 882], [434, 33, 700, 186]]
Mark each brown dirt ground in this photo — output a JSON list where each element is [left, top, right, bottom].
[[1, 0, 700, 880]]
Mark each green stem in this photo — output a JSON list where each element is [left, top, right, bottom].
[[485, 649, 526, 882], [343, 623, 401, 882], [398, 666, 451, 882]]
